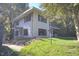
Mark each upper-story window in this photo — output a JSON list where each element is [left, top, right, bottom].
[[38, 15, 47, 23], [24, 13, 32, 22], [15, 30, 19, 36], [15, 21, 19, 25]]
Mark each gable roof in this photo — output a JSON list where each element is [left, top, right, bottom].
[[13, 7, 42, 21]]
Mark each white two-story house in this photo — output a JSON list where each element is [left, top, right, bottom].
[[13, 7, 50, 39]]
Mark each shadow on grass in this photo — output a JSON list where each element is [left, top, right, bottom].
[[55, 37, 77, 40], [0, 46, 19, 56]]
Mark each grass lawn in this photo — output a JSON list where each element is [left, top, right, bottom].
[[20, 37, 79, 56]]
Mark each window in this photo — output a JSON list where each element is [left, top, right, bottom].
[[38, 15, 47, 23], [15, 21, 19, 25], [38, 15, 41, 21], [15, 30, 19, 36], [24, 29, 28, 36], [38, 29, 47, 36], [24, 13, 32, 22]]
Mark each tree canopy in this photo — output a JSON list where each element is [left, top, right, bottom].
[[41, 3, 79, 39]]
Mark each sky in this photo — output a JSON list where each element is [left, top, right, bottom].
[[29, 3, 40, 8]]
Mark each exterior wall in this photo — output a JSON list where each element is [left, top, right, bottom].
[[14, 9, 50, 38], [32, 10, 50, 37], [32, 11, 38, 37], [14, 19, 33, 38], [37, 20, 50, 37]]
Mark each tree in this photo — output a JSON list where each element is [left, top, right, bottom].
[[41, 3, 79, 40], [73, 4, 79, 41], [0, 3, 29, 40]]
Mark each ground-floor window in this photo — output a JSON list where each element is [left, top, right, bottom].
[[24, 29, 28, 36], [38, 28, 47, 36], [15, 30, 19, 36]]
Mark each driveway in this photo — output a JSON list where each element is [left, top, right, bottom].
[[3, 44, 24, 51]]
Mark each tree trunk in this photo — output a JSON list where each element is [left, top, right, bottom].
[[9, 4, 14, 40], [73, 11, 79, 41], [0, 22, 4, 46]]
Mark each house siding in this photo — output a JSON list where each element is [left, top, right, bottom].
[[37, 21, 50, 37], [13, 8, 50, 38], [32, 11, 38, 37], [14, 19, 33, 38], [32, 10, 50, 37]]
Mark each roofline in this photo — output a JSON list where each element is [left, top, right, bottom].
[[13, 7, 42, 21]]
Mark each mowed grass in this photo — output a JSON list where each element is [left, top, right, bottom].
[[20, 37, 79, 56]]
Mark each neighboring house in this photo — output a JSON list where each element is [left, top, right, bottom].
[[13, 7, 57, 39]]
